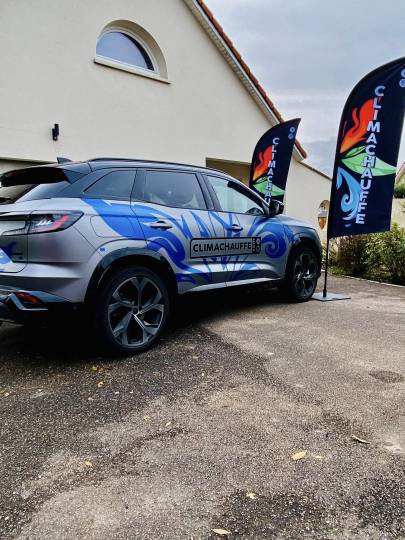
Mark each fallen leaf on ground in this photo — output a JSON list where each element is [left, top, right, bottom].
[[91, 366, 98, 372], [165, 421, 172, 427], [246, 492, 257, 499], [4, 392, 10, 397], [351, 435, 370, 444], [292, 450, 307, 461], [84, 460, 93, 468], [97, 381, 104, 388], [212, 528, 231, 536]]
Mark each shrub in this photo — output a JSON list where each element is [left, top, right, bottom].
[[394, 182, 405, 199], [329, 234, 371, 276], [365, 223, 405, 285], [328, 225, 405, 285]]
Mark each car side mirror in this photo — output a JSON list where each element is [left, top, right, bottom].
[[264, 200, 284, 217]]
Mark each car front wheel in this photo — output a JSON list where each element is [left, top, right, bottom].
[[94, 266, 170, 354], [281, 245, 319, 302]]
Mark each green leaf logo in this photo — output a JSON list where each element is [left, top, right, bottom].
[[254, 177, 285, 196], [342, 151, 396, 177], [345, 145, 365, 158]]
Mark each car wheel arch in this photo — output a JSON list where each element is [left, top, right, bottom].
[[85, 249, 178, 305], [289, 236, 322, 274]]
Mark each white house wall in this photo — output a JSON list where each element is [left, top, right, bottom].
[[0, 0, 331, 238], [0, 0, 271, 165], [286, 161, 331, 239]]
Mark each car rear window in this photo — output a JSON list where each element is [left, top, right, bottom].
[[0, 167, 83, 204]]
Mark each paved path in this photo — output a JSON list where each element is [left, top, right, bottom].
[[0, 276, 404, 539]]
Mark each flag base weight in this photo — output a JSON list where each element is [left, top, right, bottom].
[[313, 238, 351, 302], [312, 292, 350, 302]]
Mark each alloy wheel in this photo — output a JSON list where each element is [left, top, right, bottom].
[[108, 276, 165, 348], [293, 250, 318, 298]]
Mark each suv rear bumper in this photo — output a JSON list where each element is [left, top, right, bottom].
[[0, 287, 80, 325]]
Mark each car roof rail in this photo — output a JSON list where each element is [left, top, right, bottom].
[[57, 157, 73, 164], [89, 157, 201, 167], [88, 157, 230, 175]]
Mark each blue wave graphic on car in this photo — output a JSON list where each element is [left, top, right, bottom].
[[83, 199, 292, 284], [0, 242, 16, 270]]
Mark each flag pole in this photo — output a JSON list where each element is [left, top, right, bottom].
[[322, 237, 330, 299], [313, 235, 349, 302]]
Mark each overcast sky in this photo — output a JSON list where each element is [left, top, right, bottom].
[[205, 0, 405, 175]]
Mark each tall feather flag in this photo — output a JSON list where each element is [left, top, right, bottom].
[[249, 119, 300, 204], [316, 57, 405, 301], [328, 57, 405, 239]]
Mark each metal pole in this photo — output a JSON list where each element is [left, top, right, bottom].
[[323, 237, 330, 298]]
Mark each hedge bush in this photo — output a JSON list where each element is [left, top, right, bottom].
[[329, 235, 371, 277], [394, 182, 405, 199], [329, 224, 405, 286], [365, 224, 405, 285]]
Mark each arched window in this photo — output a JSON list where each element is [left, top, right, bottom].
[[94, 21, 168, 82], [96, 31, 155, 72]]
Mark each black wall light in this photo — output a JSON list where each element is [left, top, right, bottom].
[[52, 123, 59, 141]]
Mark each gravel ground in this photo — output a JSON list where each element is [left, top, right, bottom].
[[0, 275, 404, 539]]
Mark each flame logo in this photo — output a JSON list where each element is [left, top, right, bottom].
[[253, 145, 273, 181], [340, 98, 374, 154]]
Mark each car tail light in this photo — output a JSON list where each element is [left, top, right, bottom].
[[28, 212, 83, 234], [1, 211, 83, 235]]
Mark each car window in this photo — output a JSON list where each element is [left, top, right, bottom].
[[207, 176, 264, 215], [0, 167, 83, 204], [84, 170, 135, 199], [143, 170, 206, 210], [4, 182, 71, 204], [0, 183, 36, 204]]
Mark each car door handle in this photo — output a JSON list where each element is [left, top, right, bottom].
[[226, 224, 243, 232], [149, 220, 173, 230]]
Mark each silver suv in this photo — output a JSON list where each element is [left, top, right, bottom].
[[0, 159, 322, 353]]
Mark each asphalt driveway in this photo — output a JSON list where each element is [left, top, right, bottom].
[[0, 275, 404, 539]]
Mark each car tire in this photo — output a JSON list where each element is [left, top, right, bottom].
[[94, 265, 170, 355], [280, 245, 319, 302]]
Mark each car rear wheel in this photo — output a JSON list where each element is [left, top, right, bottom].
[[280, 245, 319, 302], [94, 266, 170, 354]]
